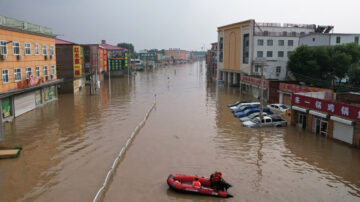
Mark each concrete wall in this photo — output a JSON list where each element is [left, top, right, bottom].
[[299, 34, 330, 46], [330, 34, 360, 45]]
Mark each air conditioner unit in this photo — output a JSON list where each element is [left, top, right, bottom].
[[17, 55, 23, 60], [1, 54, 7, 60]]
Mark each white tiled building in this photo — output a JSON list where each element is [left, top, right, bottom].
[[252, 23, 316, 80], [217, 20, 319, 83], [299, 33, 360, 47]]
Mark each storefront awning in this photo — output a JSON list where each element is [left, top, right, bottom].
[[309, 110, 328, 118], [330, 116, 354, 126], [292, 106, 307, 113]]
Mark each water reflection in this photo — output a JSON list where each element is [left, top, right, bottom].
[[0, 62, 359, 201]]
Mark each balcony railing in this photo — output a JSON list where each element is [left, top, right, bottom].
[[0, 15, 53, 35]]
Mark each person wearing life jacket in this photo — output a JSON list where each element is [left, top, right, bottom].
[[210, 171, 231, 191], [192, 177, 201, 188]]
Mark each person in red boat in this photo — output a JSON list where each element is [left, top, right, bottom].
[[210, 171, 231, 191], [192, 177, 201, 188]]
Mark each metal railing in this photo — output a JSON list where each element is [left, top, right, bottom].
[[0, 15, 53, 35]]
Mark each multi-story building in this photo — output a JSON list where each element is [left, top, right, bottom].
[[164, 48, 188, 63], [0, 16, 61, 121], [217, 19, 317, 82], [56, 39, 85, 94], [206, 42, 218, 79], [299, 33, 360, 47]]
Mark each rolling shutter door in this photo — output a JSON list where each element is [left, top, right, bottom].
[[333, 122, 354, 144], [14, 92, 35, 117]]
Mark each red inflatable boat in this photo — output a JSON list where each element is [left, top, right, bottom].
[[167, 174, 233, 198]]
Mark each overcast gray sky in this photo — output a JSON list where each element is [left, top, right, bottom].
[[1, 0, 359, 51]]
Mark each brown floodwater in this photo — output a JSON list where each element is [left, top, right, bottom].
[[1, 62, 360, 202]]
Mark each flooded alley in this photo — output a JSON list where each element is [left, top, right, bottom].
[[1, 62, 360, 202]]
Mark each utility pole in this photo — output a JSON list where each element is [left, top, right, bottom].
[[259, 64, 264, 123], [108, 53, 111, 97]]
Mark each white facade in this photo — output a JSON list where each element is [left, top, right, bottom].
[[299, 33, 360, 47], [251, 24, 315, 80]]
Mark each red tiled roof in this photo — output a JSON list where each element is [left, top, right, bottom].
[[100, 43, 127, 51], [55, 38, 77, 45]]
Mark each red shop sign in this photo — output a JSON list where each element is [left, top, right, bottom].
[[292, 94, 360, 121], [241, 75, 269, 88]]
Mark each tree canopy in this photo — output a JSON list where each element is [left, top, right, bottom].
[[287, 43, 360, 87], [117, 43, 135, 53]]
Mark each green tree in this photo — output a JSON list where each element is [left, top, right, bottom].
[[117, 43, 135, 53], [348, 63, 360, 85], [287, 44, 358, 87]]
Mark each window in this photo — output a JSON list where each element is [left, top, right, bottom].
[[13, 42, 20, 55], [278, 51, 284, 57], [278, 40, 284, 46], [14, 68, 21, 81], [336, 36, 341, 44], [219, 37, 223, 62], [276, 66, 281, 73], [35, 44, 39, 55], [50, 45, 54, 56], [257, 39, 264, 46], [51, 65, 55, 75], [26, 67, 32, 79], [355, 36, 359, 44], [287, 51, 292, 57], [288, 40, 294, 46], [291, 32, 296, 37], [24, 43, 31, 55], [264, 31, 269, 36], [267, 51, 273, 57], [257, 51, 263, 58], [300, 32, 305, 36], [255, 65, 261, 73], [42, 44, 47, 55], [267, 39, 273, 46], [43, 66, 48, 78], [36, 66, 40, 78], [2, 69, 9, 83], [312, 38, 316, 42], [282, 31, 287, 36], [0, 40, 7, 55], [243, 34, 249, 64]]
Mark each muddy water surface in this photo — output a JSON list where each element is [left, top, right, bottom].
[[1, 62, 360, 202]]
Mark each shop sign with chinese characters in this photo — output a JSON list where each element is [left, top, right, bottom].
[[279, 83, 333, 99], [292, 94, 360, 121], [73, 45, 83, 77], [241, 75, 269, 88]]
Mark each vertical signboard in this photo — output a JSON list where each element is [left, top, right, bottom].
[[73, 45, 82, 77], [124, 52, 128, 67], [2, 98, 12, 118], [103, 49, 108, 72]]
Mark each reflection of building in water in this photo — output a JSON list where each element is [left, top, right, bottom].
[[291, 91, 360, 147], [283, 127, 360, 194]]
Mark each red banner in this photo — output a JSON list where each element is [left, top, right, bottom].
[[241, 75, 269, 88], [280, 83, 333, 99], [292, 94, 360, 121]]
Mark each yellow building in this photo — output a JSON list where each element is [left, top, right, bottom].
[[217, 20, 254, 84], [0, 16, 62, 121]]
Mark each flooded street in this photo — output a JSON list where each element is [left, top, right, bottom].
[[1, 62, 360, 202]]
